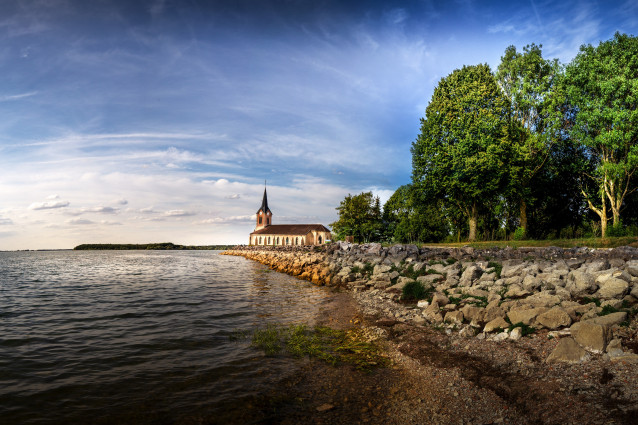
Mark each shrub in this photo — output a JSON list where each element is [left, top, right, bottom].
[[513, 227, 526, 241], [607, 221, 627, 237], [401, 281, 430, 301], [487, 261, 502, 279]]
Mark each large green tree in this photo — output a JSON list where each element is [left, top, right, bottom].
[[563, 32, 638, 236], [330, 192, 383, 243], [412, 64, 510, 241], [496, 44, 561, 236], [383, 184, 448, 243]]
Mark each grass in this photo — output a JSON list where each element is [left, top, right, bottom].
[[420, 236, 638, 249], [401, 280, 432, 301], [508, 322, 536, 336], [232, 323, 390, 372]]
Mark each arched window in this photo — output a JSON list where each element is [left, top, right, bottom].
[[318, 235, 322, 244], [267, 237, 271, 244], [259, 236, 262, 244], [259, 216, 262, 224], [267, 217, 270, 225], [276, 237, 280, 245], [295, 237, 299, 245], [286, 237, 289, 245]]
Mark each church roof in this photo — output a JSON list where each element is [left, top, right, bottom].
[[250, 224, 330, 236], [256, 187, 272, 215]]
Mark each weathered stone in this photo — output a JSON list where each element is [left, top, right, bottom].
[[522, 275, 542, 291], [596, 277, 629, 299], [536, 307, 572, 329], [507, 307, 548, 325], [459, 265, 481, 287], [505, 284, 530, 298], [444, 310, 464, 324], [509, 327, 523, 340], [524, 292, 561, 307], [584, 311, 628, 327], [500, 262, 526, 279], [491, 331, 510, 341], [461, 287, 490, 298], [458, 325, 476, 338], [373, 264, 392, 275], [566, 270, 596, 297], [482, 304, 505, 323], [626, 260, 638, 277], [546, 337, 590, 364], [460, 305, 484, 322], [417, 274, 443, 285], [416, 300, 430, 308], [484, 317, 509, 333], [571, 322, 610, 353], [431, 292, 449, 306]]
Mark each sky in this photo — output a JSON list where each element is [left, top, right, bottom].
[[0, 0, 636, 250]]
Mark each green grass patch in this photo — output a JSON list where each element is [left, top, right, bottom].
[[487, 261, 502, 279], [599, 305, 620, 316], [401, 280, 432, 301], [582, 297, 602, 307], [237, 324, 389, 371]]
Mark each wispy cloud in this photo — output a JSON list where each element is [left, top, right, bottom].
[[0, 91, 38, 102], [28, 197, 70, 210]]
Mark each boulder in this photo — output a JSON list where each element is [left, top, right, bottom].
[[459, 265, 481, 287], [546, 337, 590, 364], [417, 274, 443, 285], [373, 264, 392, 275], [444, 310, 464, 325], [584, 311, 627, 327], [566, 270, 596, 297], [460, 305, 484, 322], [524, 292, 561, 308], [571, 322, 610, 353], [507, 307, 549, 325], [483, 317, 509, 333], [505, 284, 531, 298], [536, 307, 572, 329], [501, 262, 526, 279], [431, 292, 449, 306], [596, 278, 629, 299], [509, 327, 523, 340]]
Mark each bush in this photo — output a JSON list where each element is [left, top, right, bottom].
[[401, 281, 430, 301], [513, 227, 526, 241], [607, 221, 627, 237]]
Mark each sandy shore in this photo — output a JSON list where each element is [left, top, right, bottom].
[[224, 287, 638, 425]]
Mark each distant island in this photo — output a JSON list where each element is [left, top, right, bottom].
[[74, 243, 235, 250]]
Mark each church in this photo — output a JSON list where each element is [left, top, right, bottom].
[[249, 187, 331, 246]]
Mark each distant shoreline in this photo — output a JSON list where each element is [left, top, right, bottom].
[[73, 243, 234, 251]]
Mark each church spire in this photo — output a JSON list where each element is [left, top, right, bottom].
[[255, 184, 272, 230]]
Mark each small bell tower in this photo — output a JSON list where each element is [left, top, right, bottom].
[[255, 185, 272, 231]]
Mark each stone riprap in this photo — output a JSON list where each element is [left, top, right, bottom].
[[222, 242, 638, 364]]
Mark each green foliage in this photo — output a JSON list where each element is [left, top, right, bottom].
[[606, 222, 628, 237], [330, 192, 384, 243], [508, 322, 536, 336], [412, 64, 511, 242], [512, 227, 526, 241], [401, 281, 431, 301], [563, 33, 638, 231], [74, 243, 234, 250], [599, 305, 620, 316], [582, 297, 602, 307], [487, 261, 502, 279], [383, 184, 449, 243]]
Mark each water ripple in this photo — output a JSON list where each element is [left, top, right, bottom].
[[0, 250, 330, 424]]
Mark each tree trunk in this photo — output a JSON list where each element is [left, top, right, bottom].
[[468, 202, 478, 242], [520, 200, 528, 237]]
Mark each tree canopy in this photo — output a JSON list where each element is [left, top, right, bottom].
[[330, 192, 383, 243], [412, 63, 510, 241]]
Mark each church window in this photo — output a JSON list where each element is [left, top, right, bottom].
[[259, 236, 262, 244], [276, 237, 280, 245], [295, 237, 298, 245], [259, 217, 262, 224], [286, 237, 289, 245], [318, 235, 322, 244], [267, 237, 271, 244]]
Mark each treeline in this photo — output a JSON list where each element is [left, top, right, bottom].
[[332, 33, 638, 243], [74, 243, 235, 250]]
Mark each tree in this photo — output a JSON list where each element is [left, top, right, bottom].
[[563, 33, 638, 236], [330, 192, 383, 243], [412, 64, 510, 241], [496, 44, 561, 236], [383, 184, 449, 243]]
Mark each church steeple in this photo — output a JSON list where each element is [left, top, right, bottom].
[[255, 185, 272, 230]]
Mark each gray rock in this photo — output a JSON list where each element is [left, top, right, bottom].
[[501, 262, 526, 279], [431, 292, 449, 306], [625, 260, 638, 277], [509, 327, 523, 340], [460, 305, 484, 322], [584, 311, 627, 327], [566, 270, 597, 297], [484, 317, 509, 333], [596, 277, 629, 299], [522, 275, 542, 291], [373, 264, 392, 275], [546, 337, 590, 364], [459, 265, 481, 287]]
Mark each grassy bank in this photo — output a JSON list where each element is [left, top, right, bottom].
[[421, 236, 638, 249]]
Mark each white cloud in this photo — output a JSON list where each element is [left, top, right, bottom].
[[0, 91, 38, 102], [164, 210, 195, 217], [0, 218, 13, 225], [67, 218, 94, 225], [28, 199, 70, 210], [225, 194, 241, 199]]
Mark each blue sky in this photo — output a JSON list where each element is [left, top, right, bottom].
[[0, 0, 636, 249]]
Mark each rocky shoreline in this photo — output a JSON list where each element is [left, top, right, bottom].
[[222, 243, 638, 423]]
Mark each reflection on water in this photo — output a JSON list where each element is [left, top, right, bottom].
[[0, 250, 331, 424]]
